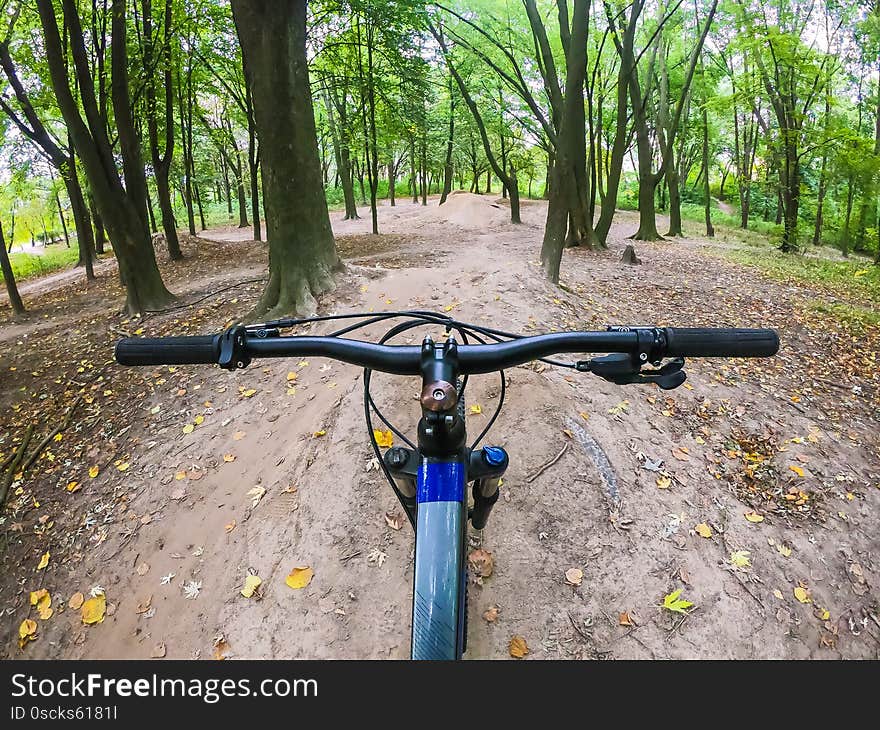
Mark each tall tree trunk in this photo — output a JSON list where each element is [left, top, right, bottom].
[[146, 192, 158, 233], [140, 0, 182, 259], [231, 0, 340, 317], [595, 2, 637, 245], [195, 182, 206, 231], [430, 21, 521, 224], [37, 0, 172, 313], [246, 85, 261, 241], [55, 192, 70, 247], [0, 218, 25, 315], [702, 104, 714, 238], [177, 59, 197, 236], [89, 194, 106, 254], [66, 161, 96, 279], [221, 155, 233, 218], [323, 85, 359, 219], [813, 154, 828, 246], [538, 0, 591, 281], [440, 75, 455, 205]]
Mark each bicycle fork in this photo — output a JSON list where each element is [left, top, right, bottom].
[[381, 335, 508, 659]]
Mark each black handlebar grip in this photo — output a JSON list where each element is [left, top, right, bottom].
[[115, 335, 221, 366], [664, 328, 779, 358]]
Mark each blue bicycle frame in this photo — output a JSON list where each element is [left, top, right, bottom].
[[412, 458, 469, 660]]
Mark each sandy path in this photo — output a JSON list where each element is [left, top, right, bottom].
[[5, 194, 879, 660]]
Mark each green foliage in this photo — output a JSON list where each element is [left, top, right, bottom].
[[722, 246, 880, 306], [0, 245, 81, 283]]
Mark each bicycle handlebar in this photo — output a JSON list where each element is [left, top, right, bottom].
[[115, 326, 778, 375]]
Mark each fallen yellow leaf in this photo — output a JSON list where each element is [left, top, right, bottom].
[[744, 511, 765, 523], [508, 635, 529, 658], [233, 431, 246, 441], [66, 481, 80, 493], [30, 589, 48, 606], [224, 520, 236, 533], [469, 404, 482, 415], [656, 475, 672, 489], [794, 586, 811, 604], [729, 550, 751, 568], [695, 523, 713, 539], [82, 594, 107, 624], [286, 371, 298, 382], [789, 465, 805, 478], [182, 424, 195, 434], [37, 551, 50, 570], [313, 430, 327, 438], [88, 465, 99, 479], [241, 574, 262, 598], [116, 462, 130, 472], [373, 430, 393, 448], [223, 454, 236, 463], [241, 388, 257, 398], [285, 567, 314, 590], [194, 415, 205, 425], [19, 618, 37, 648]]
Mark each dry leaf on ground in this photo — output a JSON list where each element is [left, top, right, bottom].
[[286, 567, 314, 590]]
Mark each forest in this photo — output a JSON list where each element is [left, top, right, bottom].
[[1, 0, 880, 661], [0, 0, 878, 316]]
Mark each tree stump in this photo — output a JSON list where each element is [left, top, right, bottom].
[[621, 244, 641, 265]]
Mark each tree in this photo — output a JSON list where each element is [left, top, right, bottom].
[[0, 216, 25, 315], [429, 19, 521, 224], [36, 0, 173, 313], [137, 0, 182, 259], [231, 0, 340, 317]]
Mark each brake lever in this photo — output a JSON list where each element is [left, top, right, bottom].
[[576, 354, 687, 390]]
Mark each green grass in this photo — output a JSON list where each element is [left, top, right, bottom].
[[1, 245, 82, 283], [721, 246, 880, 306], [806, 299, 880, 334]]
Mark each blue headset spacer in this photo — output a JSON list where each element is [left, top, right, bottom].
[[481, 446, 506, 466]]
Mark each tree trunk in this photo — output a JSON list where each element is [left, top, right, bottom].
[[55, 191, 70, 247], [89, 194, 106, 254], [66, 162, 96, 279], [0, 218, 25, 315], [702, 105, 714, 238], [231, 0, 340, 318], [246, 88, 262, 241], [594, 6, 634, 246], [440, 82, 455, 206], [389, 162, 397, 206], [779, 139, 799, 252], [430, 21, 520, 224], [195, 181, 206, 231], [323, 85, 359, 219], [666, 165, 683, 237], [146, 191, 158, 233], [140, 0, 182, 260], [37, 0, 172, 313], [221, 155, 233, 218], [538, 0, 591, 281]]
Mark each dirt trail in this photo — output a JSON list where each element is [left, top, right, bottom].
[[3, 194, 879, 660]]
